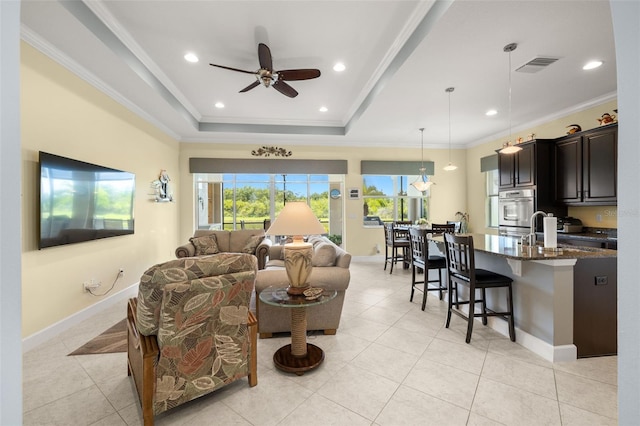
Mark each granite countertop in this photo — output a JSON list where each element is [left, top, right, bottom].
[[434, 233, 617, 261]]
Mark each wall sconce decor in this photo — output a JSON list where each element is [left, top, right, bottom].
[[251, 146, 292, 157], [150, 169, 173, 202]]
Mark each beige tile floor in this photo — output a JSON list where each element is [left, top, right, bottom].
[[23, 257, 618, 425]]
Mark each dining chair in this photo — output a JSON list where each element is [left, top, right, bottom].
[[384, 223, 410, 274], [446, 221, 462, 233], [443, 233, 516, 343], [408, 227, 447, 310], [431, 223, 457, 234]]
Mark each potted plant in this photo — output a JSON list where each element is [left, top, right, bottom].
[[415, 218, 429, 229], [455, 212, 469, 233], [327, 234, 342, 247]]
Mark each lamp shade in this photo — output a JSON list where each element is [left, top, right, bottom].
[[265, 201, 326, 237], [499, 143, 523, 154]]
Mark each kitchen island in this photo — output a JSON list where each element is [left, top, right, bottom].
[[435, 233, 617, 361]]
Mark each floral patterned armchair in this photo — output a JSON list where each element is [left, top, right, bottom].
[[127, 253, 258, 425]]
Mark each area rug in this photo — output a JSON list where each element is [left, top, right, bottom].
[[68, 319, 127, 356]]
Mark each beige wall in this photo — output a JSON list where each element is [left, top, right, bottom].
[[465, 99, 618, 235], [178, 143, 467, 256], [21, 43, 181, 337]]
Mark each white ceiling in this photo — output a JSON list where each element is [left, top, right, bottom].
[[20, 0, 617, 149]]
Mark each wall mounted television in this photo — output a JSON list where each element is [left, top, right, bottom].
[[39, 152, 135, 249]]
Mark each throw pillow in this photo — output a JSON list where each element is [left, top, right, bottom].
[[189, 234, 220, 255], [312, 242, 337, 267], [241, 234, 265, 254]]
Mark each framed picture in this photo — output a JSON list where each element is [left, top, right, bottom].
[[348, 188, 360, 200]]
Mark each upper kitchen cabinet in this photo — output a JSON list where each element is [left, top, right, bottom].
[[555, 124, 617, 205], [498, 139, 555, 189]]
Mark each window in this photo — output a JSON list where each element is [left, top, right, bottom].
[[486, 169, 499, 227], [195, 173, 342, 235], [363, 174, 430, 225]]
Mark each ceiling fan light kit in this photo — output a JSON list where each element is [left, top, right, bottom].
[[210, 43, 321, 98]]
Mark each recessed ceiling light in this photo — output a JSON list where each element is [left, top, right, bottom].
[[319, 106, 328, 112], [333, 62, 346, 72], [583, 60, 603, 70], [184, 53, 199, 63], [486, 109, 498, 116], [214, 102, 225, 109]]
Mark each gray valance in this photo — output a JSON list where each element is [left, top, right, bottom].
[[480, 154, 498, 172], [360, 160, 434, 175], [189, 158, 348, 174]]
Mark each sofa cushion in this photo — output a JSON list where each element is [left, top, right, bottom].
[[312, 242, 337, 267], [190, 234, 220, 255], [241, 234, 265, 254]]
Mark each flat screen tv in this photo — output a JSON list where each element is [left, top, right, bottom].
[[39, 152, 135, 249]]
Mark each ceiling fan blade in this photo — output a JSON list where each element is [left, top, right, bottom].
[[239, 80, 260, 93], [258, 43, 273, 71], [273, 80, 298, 98], [209, 63, 256, 75], [277, 69, 321, 81]]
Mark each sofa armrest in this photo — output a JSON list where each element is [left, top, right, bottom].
[[268, 244, 285, 262], [255, 238, 272, 270], [175, 242, 195, 258]]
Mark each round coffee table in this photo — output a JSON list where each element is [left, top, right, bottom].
[[259, 286, 337, 375]]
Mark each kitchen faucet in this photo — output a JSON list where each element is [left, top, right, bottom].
[[523, 210, 550, 246]]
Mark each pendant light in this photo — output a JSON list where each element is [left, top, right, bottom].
[[410, 128, 434, 192], [443, 87, 458, 171], [499, 42, 522, 154]]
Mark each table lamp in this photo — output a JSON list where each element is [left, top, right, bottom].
[[265, 201, 326, 295]]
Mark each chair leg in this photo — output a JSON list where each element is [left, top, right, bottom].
[[384, 245, 389, 270], [507, 283, 516, 342], [389, 247, 395, 274], [437, 268, 443, 300], [445, 280, 453, 328], [421, 278, 428, 311], [481, 288, 488, 326], [410, 265, 416, 302], [465, 289, 476, 344], [247, 311, 258, 387]]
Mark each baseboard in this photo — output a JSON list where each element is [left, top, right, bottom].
[[22, 283, 138, 353], [483, 315, 577, 362]]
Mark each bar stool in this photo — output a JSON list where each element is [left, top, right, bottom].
[[443, 233, 516, 343], [408, 227, 447, 310], [384, 223, 410, 274]]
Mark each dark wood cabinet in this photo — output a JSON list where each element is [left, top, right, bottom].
[[555, 124, 617, 205], [573, 257, 617, 357], [497, 140, 552, 189]]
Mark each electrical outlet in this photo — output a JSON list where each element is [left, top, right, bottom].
[[119, 268, 124, 276], [595, 276, 608, 285], [83, 279, 101, 292]]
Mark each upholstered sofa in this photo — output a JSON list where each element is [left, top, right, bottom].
[[175, 229, 272, 270], [254, 236, 351, 337], [128, 253, 258, 425]]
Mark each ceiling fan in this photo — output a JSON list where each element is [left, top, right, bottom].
[[209, 43, 321, 98]]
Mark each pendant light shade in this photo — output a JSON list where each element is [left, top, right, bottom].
[[499, 42, 522, 155], [443, 87, 457, 171], [411, 128, 434, 192]]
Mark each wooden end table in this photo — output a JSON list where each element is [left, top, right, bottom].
[[259, 286, 337, 375]]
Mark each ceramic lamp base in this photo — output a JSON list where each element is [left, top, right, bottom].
[[284, 242, 313, 295]]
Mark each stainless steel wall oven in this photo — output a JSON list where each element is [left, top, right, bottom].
[[498, 189, 535, 236]]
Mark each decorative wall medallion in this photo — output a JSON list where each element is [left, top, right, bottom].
[[251, 146, 292, 157]]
